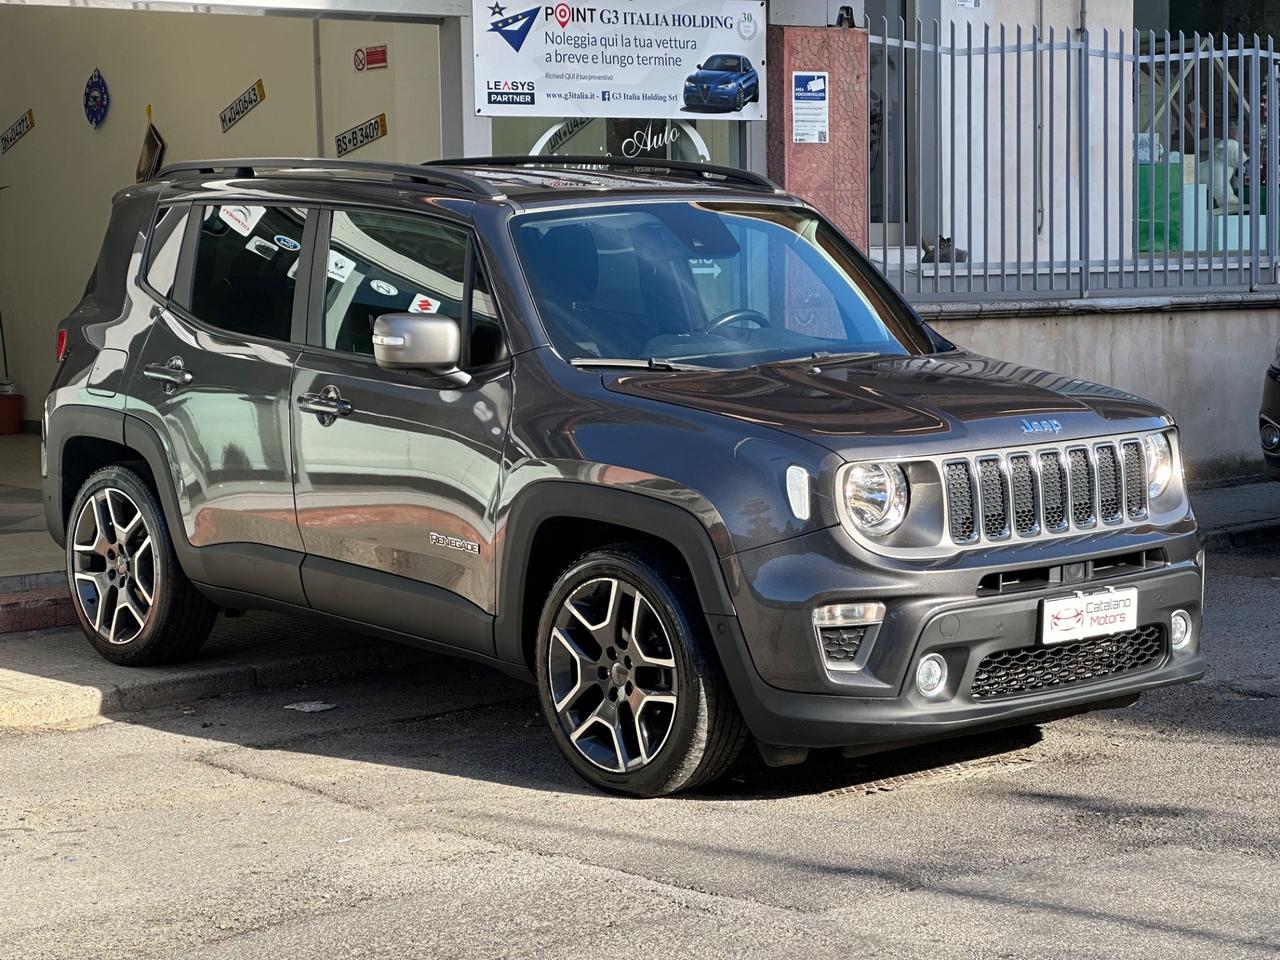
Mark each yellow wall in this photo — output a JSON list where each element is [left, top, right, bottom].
[[0, 6, 442, 421]]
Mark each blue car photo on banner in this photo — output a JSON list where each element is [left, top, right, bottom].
[[84, 68, 110, 129]]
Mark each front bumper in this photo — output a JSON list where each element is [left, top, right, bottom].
[[712, 523, 1205, 751], [684, 88, 738, 109], [1260, 365, 1280, 478]]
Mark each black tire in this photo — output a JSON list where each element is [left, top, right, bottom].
[[735, 89, 746, 111], [65, 465, 218, 666], [534, 544, 747, 797], [751, 85, 760, 103]]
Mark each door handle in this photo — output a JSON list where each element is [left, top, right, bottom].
[[297, 385, 352, 426], [143, 357, 193, 391]]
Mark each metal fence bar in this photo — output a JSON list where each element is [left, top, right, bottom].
[[936, 18, 943, 294], [1163, 31, 1172, 287], [966, 22, 974, 293], [1049, 26, 1056, 293], [899, 18, 908, 293], [983, 24, 990, 293], [950, 20, 958, 291], [1017, 24, 1024, 293], [915, 18, 923, 294], [1067, 30, 1074, 295], [1269, 35, 1277, 280], [1187, 34, 1198, 289], [1000, 23, 1007, 293], [1103, 29, 1110, 291], [1178, 31, 1187, 288], [1147, 31, 1155, 288], [1079, 30, 1090, 296], [1121, 28, 1128, 290]]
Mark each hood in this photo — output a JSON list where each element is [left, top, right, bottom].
[[688, 69, 739, 85], [602, 351, 1170, 459]]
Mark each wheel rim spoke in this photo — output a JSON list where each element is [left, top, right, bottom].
[[69, 486, 155, 645], [548, 575, 679, 774]]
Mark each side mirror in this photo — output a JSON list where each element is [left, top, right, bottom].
[[372, 313, 470, 385], [696, 63, 703, 69]]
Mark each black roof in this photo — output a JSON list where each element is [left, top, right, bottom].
[[155, 156, 786, 204]]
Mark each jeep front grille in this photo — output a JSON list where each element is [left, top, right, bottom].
[[945, 437, 1149, 546], [970, 624, 1167, 700]]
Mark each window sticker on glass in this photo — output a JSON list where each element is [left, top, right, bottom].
[[274, 234, 301, 252], [287, 258, 300, 280], [327, 251, 356, 283], [370, 279, 399, 297], [406, 292, 440, 314], [245, 236, 279, 260], [219, 204, 266, 237]]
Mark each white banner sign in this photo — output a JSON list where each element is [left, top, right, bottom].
[[473, 0, 766, 120]]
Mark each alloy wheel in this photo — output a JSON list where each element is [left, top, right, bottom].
[[70, 487, 157, 645], [547, 577, 679, 773]]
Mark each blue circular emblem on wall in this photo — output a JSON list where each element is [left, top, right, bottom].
[[84, 68, 110, 129]]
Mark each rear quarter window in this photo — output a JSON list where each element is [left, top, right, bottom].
[[143, 205, 189, 300]]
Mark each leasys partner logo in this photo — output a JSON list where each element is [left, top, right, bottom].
[[487, 3, 542, 52]]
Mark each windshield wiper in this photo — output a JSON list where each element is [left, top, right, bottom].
[[755, 351, 882, 369], [570, 357, 714, 372]]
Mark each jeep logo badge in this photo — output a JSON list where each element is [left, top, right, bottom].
[[1020, 417, 1063, 435]]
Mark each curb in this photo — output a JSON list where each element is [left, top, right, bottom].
[[0, 637, 432, 729], [0, 585, 76, 634], [1201, 518, 1280, 549]]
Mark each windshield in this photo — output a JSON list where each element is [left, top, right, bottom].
[[702, 55, 742, 72], [512, 201, 930, 369]]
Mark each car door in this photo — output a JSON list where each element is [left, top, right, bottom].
[[290, 205, 512, 655], [129, 201, 315, 603]]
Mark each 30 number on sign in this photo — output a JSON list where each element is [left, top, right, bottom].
[[335, 113, 388, 156]]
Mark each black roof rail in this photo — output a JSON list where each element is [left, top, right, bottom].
[[427, 155, 785, 194], [155, 157, 507, 200]]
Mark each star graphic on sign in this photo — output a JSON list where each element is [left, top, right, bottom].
[[488, 2, 505, 15]]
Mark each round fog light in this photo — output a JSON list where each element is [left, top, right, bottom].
[[1263, 423, 1280, 452], [916, 653, 948, 698], [1170, 609, 1193, 650]]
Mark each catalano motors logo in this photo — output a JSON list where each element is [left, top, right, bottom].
[[1050, 607, 1085, 632], [487, 3, 541, 52]]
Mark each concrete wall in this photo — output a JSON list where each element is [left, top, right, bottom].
[[932, 305, 1277, 475], [0, 6, 442, 423]]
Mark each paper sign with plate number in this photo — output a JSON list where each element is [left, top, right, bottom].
[[1040, 587, 1138, 645], [1, 109, 36, 154], [335, 113, 388, 157], [220, 80, 267, 133]]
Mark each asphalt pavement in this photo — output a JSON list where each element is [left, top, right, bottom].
[[2, 538, 1278, 959]]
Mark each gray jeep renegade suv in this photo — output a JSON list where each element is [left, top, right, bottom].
[[44, 156, 1205, 796]]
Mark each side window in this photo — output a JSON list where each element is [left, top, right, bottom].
[[144, 204, 190, 300], [469, 258, 507, 367], [185, 204, 308, 342], [321, 209, 471, 359]]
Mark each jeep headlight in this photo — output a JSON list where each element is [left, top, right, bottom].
[[1143, 431, 1174, 499], [842, 462, 909, 538]]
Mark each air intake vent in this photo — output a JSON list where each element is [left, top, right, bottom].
[[970, 624, 1167, 700], [944, 461, 978, 544], [1121, 439, 1148, 519], [1008, 453, 1039, 536], [819, 626, 866, 666], [1095, 443, 1123, 523], [977, 457, 1011, 540], [1067, 447, 1096, 528]]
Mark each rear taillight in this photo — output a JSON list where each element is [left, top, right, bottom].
[[56, 329, 68, 363]]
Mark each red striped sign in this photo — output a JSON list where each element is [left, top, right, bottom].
[[354, 44, 388, 72]]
